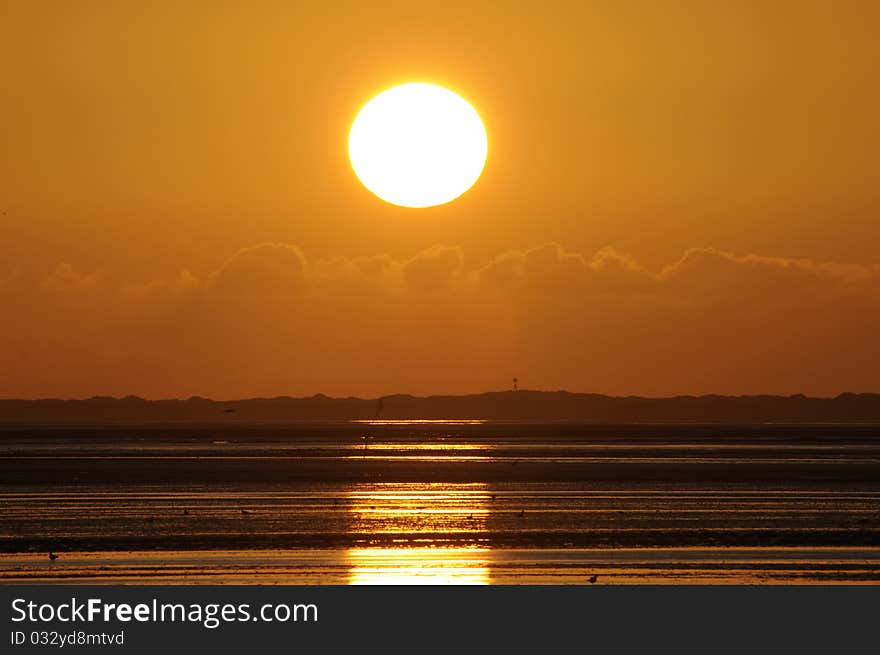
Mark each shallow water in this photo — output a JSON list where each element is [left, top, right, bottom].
[[1, 422, 878, 584], [4, 547, 880, 585]]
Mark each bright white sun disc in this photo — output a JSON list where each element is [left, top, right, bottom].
[[348, 83, 488, 208]]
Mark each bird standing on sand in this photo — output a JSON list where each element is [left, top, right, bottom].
[[588, 574, 598, 584], [48, 552, 59, 561]]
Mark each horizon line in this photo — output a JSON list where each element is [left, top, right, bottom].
[[3, 390, 879, 403]]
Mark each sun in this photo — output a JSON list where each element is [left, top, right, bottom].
[[349, 83, 488, 208]]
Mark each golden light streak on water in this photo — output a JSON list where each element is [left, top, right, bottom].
[[345, 483, 492, 583]]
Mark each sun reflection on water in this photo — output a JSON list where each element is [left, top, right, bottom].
[[352, 419, 487, 425], [345, 483, 492, 584], [346, 548, 492, 584]]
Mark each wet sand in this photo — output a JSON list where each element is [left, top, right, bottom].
[[1, 422, 879, 584], [3, 548, 879, 585]]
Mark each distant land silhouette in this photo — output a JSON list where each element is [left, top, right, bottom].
[[2, 391, 880, 423]]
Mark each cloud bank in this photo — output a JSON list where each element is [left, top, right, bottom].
[[1, 243, 877, 398]]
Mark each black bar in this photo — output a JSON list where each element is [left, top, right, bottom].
[[2, 586, 877, 653]]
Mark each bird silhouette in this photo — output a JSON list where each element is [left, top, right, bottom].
[[588, 574, 598, 584], [518, 509, 525, 518], [48, 552, 59, 561]]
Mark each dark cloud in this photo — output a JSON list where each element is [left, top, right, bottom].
[[2, 242, 878, 398], [122, 270, 201, 302], [208, 243, 307, 296], [41, 263, 98, 292], [660, 247, 880, 306], [19, 243, 879, 305], [477, 243, 654, 294], [662, 247, 879, 284], [401, 245, 464, 291]]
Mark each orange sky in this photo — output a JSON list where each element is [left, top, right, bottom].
[[1, 2, 878, 398]]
